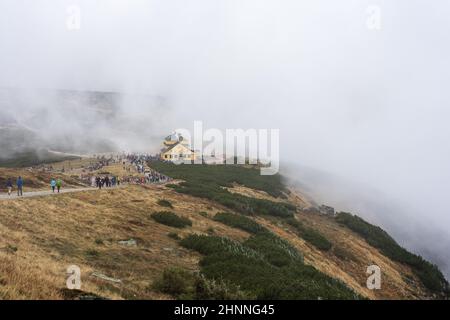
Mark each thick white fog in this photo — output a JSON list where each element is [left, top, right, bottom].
[[0, 0, 449, 277]]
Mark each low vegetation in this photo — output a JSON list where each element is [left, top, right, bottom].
[[245, 232, 303, 267], [157, 199, 173, 208], [151, 211, 192, 229], [212, 213, 302, 267], [2, 156, 446, 300], [213, 212, 268, 234], [336, 212, 449, 295], [168, 232, 181, 240], [150, 161, 287, 197], [84, 249, 100, 258], [180, 234, 360, 299], [286, 217, 332, 251], [149, 161, 296, 218], [153, 267, 253, 300]]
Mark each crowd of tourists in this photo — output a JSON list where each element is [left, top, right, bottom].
[[3, 153, 170, 197], [92, 175, 121, 189]]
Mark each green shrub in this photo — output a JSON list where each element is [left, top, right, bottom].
[[153, 268, 253, 299], [286, 218, 332, 251], [214, 212, 267, 234], [6, 244, 18, 253], [149, 161, 287, 197], [193, 274, 254, 300], [168, 232, 181, 240], [180, 235, 265, 261], [157, 199, 173, 208], [151, 211, 192, 228], [336, 212, 449, 295], [148, 161, 296, 218], [180, 234, 360, 300], [199, 211, 208, 217], [174, 182, 294, 218], [153, 268, 194, 297], [245, 232, 303, 267]]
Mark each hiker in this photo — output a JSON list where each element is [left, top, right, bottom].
[[16, 176, 23, 196], [56, 178, 62, 193], [117, 176, 120, 186], [96, 176, 102, 189], [6, 178, 13, 196], [50, 178, 56, 193]]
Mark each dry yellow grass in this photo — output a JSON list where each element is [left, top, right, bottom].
[[0, 182, 250, 299]]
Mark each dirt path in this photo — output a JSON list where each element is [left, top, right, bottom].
[[0, 187, 98, 200]]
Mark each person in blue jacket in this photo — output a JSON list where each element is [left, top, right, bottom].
[[50, 178, 56, 193], [16, 176, 23, 196]]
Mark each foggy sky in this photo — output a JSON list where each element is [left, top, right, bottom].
[[0, 1, 449, 277]]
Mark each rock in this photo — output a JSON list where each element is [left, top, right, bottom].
[[118, 239, 137, 246], [91, 272, 122, 284], [319, 205, 335, 216]]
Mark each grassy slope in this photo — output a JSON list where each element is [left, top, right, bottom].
[[335, 212, 449, 296], [0, 184, 248, 299], [150, 161, 449, 298], [0, 161, 442, 299]]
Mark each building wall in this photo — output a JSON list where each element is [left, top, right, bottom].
[[160, 144, 198, 161]]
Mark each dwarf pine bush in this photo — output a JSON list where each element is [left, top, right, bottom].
[[153, 268, 254, 300], [286, 217, 332, 251], [148, 161, 296, 218], [151, 211, 192, 228], [213, 212, 268, 234], [180, 233, 359, 299], [157, 199, 174, 208]]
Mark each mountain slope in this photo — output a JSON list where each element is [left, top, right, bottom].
[[0, 162, 447, 299]]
